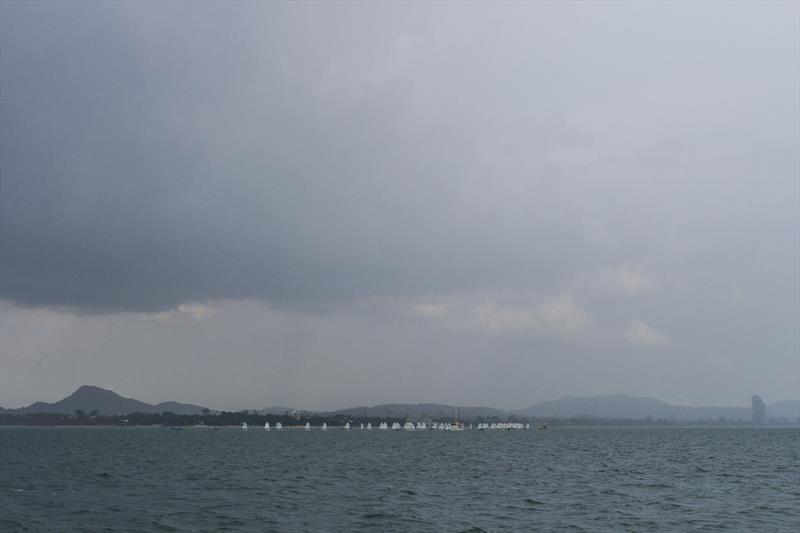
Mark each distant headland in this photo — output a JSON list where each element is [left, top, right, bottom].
[[1, 385, 797, 427]]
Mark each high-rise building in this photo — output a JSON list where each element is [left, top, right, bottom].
[[751, 395, 766, 425]]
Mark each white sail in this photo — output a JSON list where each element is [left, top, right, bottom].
[[276, 422, 282, 430], [403, 422, 415, 431], [367, 422, 373, 430], [322, 422, 327, 431], [360, 423, 364, 430], [344, 422, 350, 431], [242, 422, 248, 431], [264, 422, 270, 431], [305, 422, 310, 431]]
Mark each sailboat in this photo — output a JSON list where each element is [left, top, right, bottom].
[[367, 422, 373, 430], [275, 422, 282, 430], [322, 422, 327, 431], [360, 423, 364, 430], [344, 422, 350, 431], [264, 422, 270, 431], [242, 422, 248, 431], [444, 406, 464, 431], [304, 422, 310, 431]]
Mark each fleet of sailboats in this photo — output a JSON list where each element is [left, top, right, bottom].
[[229, 421, 532, 431], [236, 405, 531, 433], [232, 421, 530, 431]]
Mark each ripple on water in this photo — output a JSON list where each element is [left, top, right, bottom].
[[1, 427, 798, 532]]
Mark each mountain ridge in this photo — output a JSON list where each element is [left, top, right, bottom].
[[3, 386, 798, 421], [517, 393, 799, 420], [5, 385, 211, 416], [324, 403, 509, 420]]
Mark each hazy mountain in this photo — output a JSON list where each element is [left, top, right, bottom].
[[152, 401, 214, 416], [258, 406, 296, 415], [326, 403, 509, 420], [5, 387, 797, 422], [767, 400, 800, 420], [518, 394, 800, 421], [9, 385, 210, 416]]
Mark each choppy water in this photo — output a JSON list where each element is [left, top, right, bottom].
[[1, 427, 798, 532]]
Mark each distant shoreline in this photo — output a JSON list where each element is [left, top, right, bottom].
[[1, 424, 797, 429]]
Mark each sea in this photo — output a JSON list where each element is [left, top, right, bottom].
[[1, 426, 798, 532]]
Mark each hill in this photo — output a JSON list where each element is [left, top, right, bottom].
[[9, 385, 210, 416], [258, 406, 296, 415], [767, 400, 800, 420], [518, 394, 799, 421], [326, 403, 509, 420]]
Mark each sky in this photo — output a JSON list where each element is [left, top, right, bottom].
[[1, 1, 798, 411]]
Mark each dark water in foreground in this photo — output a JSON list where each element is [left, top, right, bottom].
[[1, 427, 798, 532]]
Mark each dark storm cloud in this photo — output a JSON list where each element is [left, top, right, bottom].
[[1, 1, 797, 313], [0, 1, 575, 311]]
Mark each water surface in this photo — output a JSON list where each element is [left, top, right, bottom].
[[2, 427, 798, 531]]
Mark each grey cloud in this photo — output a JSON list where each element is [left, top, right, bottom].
[[1, 1, 797, 330]]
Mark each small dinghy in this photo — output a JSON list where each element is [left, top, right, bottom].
[[275, 422, 282, 430], [305, 422, 310, 431], [264, 422, 270, 431], [322, 422, 328, 431], [242, 422, 248, 431], [344, 422, 350, 431]]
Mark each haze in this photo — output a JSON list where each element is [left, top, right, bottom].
[[1, 1, 798, 411]]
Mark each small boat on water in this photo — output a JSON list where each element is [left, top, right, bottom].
[[169, 426, 182, 431], [403, 422, 415, 431], [305, 422, 310, 431], [264, 422, 270, 431], [367, 422, 373, 430], [444, 406, 464, 431], [275, 422, 282, 430], [344, 422, 350, 431], [391, 422, 401, 430], [379, 422, 388, 430], [360, 423, 365, 430], [416, 422, 426, 430], [322, 422, 328, 431], [242, 422, 248, 431]]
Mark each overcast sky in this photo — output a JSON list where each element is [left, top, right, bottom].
[[1, 1, 798, 411]]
